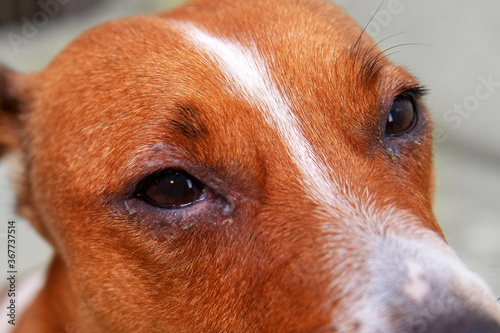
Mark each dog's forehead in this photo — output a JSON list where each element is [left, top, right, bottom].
[[35, 0, 411, 141], [36, 0, 420, 128], [30, 0, 419, 199]]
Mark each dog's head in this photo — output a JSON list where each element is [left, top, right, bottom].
[[1, 0, 500, 332]]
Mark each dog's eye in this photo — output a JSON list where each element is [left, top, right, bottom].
[[138, 170, 205, 208], [385, 96, 418, 136]]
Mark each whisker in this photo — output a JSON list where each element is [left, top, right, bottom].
[[380, 50, 401, 60], [353, 0, 386, 51], [357, 42, 429, 82], [364, 31, 409, 61], [374, 31, 410, 49], [379, 42, 432, 55]]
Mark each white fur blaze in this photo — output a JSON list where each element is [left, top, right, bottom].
[[172, 21, 500, 331], [174, 22, 338, 208]]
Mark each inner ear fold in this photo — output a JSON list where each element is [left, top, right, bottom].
[[0, 66, 23, 156]]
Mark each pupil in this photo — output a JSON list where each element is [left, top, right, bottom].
[[144, 170, 203, 208], [386, 98, 416, 136]]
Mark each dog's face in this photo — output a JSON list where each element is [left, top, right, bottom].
[[1, 0, 499, 332]]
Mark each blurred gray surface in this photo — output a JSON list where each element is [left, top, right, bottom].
[[0, 0, 107, 25], [0, 0, 499, 297]]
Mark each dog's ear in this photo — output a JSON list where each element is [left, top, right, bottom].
[[0, 67, 40, 230], [0, 66, 24, 157]]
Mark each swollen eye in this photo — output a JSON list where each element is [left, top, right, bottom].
[[385, 96, 418, 136], [138, 170, 205, 208]]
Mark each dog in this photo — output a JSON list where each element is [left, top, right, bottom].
[[1, 0, 500, 332]]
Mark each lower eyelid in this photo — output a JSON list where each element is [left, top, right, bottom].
[[120, 191, 230, 232], [134, 186, 212, 211], [136, 190, 206, 209]]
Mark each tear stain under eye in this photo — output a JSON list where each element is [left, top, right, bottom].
[[122, 192, 239, 234], [223, 200, 235, 215], [124, 200, 138, 214], [386, 146, 400, 162], [222, 218, 234, 225], [123, 198, 196, 231]]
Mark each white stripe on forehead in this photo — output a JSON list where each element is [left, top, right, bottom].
[[171, 22, 500, 326], [174, 22, 337, 206]]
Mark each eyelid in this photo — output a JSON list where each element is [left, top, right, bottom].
[[395, 85, 428, 100]]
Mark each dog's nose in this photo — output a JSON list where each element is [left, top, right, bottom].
[[460, 321, 500, 333], [342, 235, 500, 333], [462, 323, 500, 333], [377, 306, 500, 333], [424, 315, 500, 333]]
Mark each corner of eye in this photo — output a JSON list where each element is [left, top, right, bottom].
[[124, 199, 138, 214]]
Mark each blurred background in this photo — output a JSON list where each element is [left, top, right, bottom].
[[0, 0, 499, 298]]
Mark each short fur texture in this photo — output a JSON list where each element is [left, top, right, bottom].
[[1, 0, 499, 332]]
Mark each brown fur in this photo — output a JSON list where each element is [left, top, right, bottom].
[[1, 0, 499, 332]]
